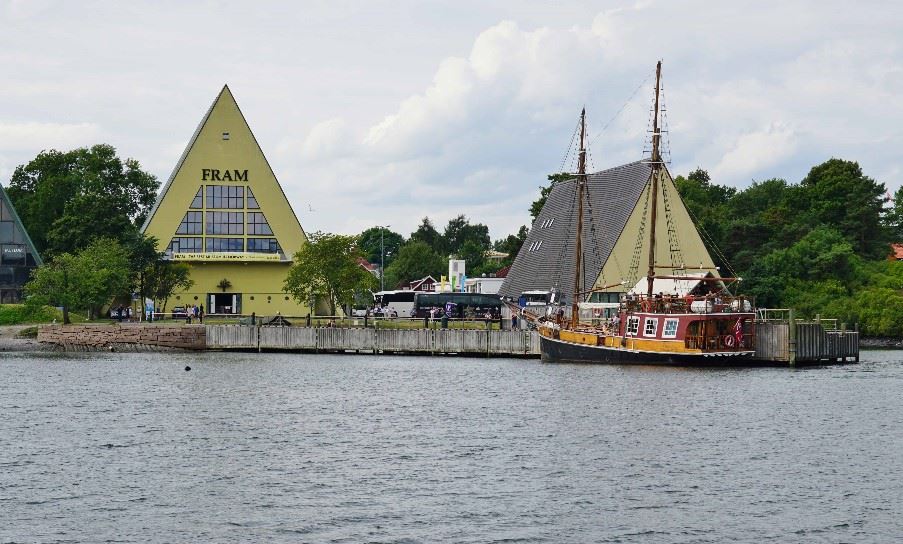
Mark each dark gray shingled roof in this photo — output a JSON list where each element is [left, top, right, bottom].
[[498, 160, 653, 303]]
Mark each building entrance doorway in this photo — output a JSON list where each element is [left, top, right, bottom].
[[209, 293, 241, 314]]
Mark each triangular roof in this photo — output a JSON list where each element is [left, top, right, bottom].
[[499, 159, 718, 304], [0, 183, 43, 265], [141, 85, 306, 256], [499, 160, 652, 302]]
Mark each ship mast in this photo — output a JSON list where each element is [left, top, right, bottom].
[[571, 108, 587, 324], [646, 61, 663, 298]]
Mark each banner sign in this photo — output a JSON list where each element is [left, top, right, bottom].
[[172, 252, 282, 262]]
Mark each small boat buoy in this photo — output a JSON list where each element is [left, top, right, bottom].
[[185, 365, 191, 371]]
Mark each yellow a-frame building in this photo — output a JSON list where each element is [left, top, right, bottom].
[[142, 85, 309, 316]]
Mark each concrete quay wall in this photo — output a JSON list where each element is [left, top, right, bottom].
[[38, 324, 206, 351]]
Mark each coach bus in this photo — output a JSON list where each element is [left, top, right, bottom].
[[412, 292, 503, 319], [373, 290, 416, 317]]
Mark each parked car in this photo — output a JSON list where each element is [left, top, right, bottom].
[[171, 306, 188, 319]]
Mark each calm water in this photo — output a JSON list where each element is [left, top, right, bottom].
[[1, 350, 901, 543]]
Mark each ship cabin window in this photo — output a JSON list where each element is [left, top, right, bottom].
[[662, 318, 679, 339], [626, 316, 640, 336], [643, 317, 658, 337]]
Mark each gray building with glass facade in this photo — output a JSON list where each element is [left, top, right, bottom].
[[0, 184, 42, 302]]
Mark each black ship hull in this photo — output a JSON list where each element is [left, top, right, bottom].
[[540, 334, 755, 366]]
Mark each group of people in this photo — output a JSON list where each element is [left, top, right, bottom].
[[184, 304, 204, 324], [112, 305, 133, 322]]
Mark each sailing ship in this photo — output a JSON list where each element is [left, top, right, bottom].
[[538, 62, 756, 364]]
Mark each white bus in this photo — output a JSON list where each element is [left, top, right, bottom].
[[373, 290, 416, 317]]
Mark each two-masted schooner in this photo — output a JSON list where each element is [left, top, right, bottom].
[[538, 62, 756, 364]]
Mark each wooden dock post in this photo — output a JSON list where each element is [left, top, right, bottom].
[[788, 309, 797, 366]]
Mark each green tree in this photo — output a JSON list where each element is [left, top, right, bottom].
[[122, 231, 163, 306], [146, 261, 194, 314], [7, 144, 159, 256], [284, 232, 377, 316], [743, 226, 861, 308], [25, 237, 131, 322], [493, 225, 529, 267], [673, 168, 735, 264], [409, 217, 444, 253], [882, 186, 903, 241], [357, 226, 404, 269], [799, 158, 887, 258], [530, 173, 572, 221], [457, 239, 487, 275], [383, 240, 445, 289], [443, 215, 490, 255]]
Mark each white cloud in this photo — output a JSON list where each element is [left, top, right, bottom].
[[0, 121, 102, 151], [1, 0, 901, 240], [712, 123, 798, 182]]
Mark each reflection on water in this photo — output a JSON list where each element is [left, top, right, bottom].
[[1, 350, 901, 543]]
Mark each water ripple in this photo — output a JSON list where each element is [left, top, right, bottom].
[[0, 350, 902, 542]]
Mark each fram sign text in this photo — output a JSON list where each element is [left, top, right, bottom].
[[202, 169, 248, 182]]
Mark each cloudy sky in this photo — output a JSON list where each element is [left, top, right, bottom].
[[2, 0, 901, 241]]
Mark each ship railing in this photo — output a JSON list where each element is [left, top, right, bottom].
[[755, 309, 850, 332], [622, 294, 755, 315]]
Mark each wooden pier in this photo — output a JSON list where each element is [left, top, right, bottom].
[[754, 321, 859, 364], [37, 319, 860, 364], [205, 325, 540, 357]]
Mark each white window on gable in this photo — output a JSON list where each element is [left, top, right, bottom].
[[536, 240, 543, 250], [643, 318, 658, 337], [547, 217, 554, 228], [626, 316, 640, 336], [662, 318, 679, 339]]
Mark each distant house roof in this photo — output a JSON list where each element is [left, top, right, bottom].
[[499, 160, 653, 303], [495, 265, 511, 278], [891, 243, 903, 260], [357, 257, 379, 274], [403, 275, 437, 291]]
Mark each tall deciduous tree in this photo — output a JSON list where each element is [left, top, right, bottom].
[[383, 240, 445, 289], [284, 232, 377, 316], [7, 144, 159, 256], [799, 158, 887, 258], [409, 217, 443, 253], [494, 225, 529, 266], [25, 238, 132, 322], [530, 173, 572, 221], [357, 226, 404, 269], [443, 215, 490, 254], [146, 261, 194, 314]]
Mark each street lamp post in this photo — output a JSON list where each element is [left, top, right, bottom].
[[378, 225, 390, 292]]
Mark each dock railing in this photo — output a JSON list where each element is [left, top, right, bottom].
[[754, 308, 859, 364]]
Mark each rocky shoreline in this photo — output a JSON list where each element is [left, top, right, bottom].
[[0, 325, 48, 352], [859, 337, 903, 349]]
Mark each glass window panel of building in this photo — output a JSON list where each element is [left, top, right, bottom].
[[247, 212, 272, 235], [247, 187, 259, 209], [205, 185, 244, 209], [190, 188, 203, 209], [206, 212, 244, 235], [168, 237, 203, 253], [246, 238, 281, 253], [176, 211, 203, 234], [206, 238, 244, 252]]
